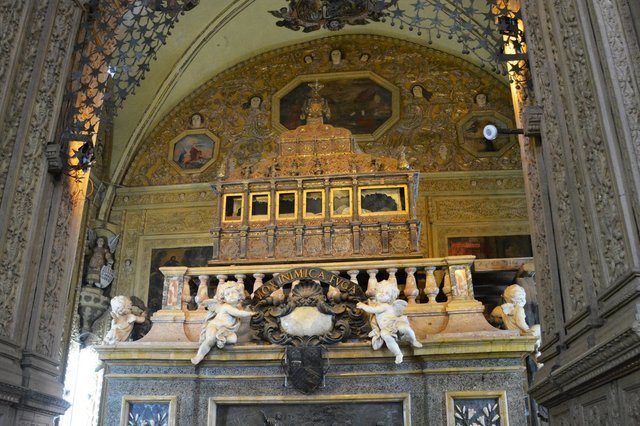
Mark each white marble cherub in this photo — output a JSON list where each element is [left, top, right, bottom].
[[357, 280, 422, 364], [103, 295, 146, 344], [191, 281, 254, 365], [491, 284, 542, 362]]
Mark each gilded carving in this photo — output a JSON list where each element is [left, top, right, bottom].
[[219, 238, 240, 260], [275, 236, 296, 258], [144, 208, 214, 234], [124, 35, 518, 187], [303, 235, 323, 257], [432, 197, 528, 222], [331, 234, 351, 256], [361, 232, 382, 255]]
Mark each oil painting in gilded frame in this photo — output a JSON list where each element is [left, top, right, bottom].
[[208, 394, 411, 426], [447, 235, 532, 259], [446, 390, 508, 426], [168, 129, 220, 174], [273, 71, 400, 142], [148, 246, 212, 315], [120, 395, 176, 426]]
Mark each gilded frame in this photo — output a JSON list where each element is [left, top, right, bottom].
[[358, 184, 409, 217], [167, 129, 220, 175], [272, 71, 400, 142], [276, 190, 298, 220], [303, 189, 325, 219], [120, 395, 177, 426], [222, 193, 244, 223], [207, 394, 411, 426], [330, 187, 352, 218], [249, 192, 271, 221], [445, 390, 508, 426]]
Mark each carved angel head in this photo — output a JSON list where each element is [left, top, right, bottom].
[[110, 295, 133, 316], [374, 280, 400, 303], [503, 284, 527, 307]]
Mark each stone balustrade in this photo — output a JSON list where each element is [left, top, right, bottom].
[[148, 255, 507, 343], [160, 256, 477, 310]]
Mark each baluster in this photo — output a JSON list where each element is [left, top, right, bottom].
[[386, 267, 398, 287], [196, 275, 210, 308], [235, 274, 248, 298], [347, 269, 359, 284], [443, 268, 452, 302], [366, 269, 378, 299], [252, 273, 265, 299], [182, 275, 191, 310], [404, 267, 418, 304], [424, 266, 439, 303]]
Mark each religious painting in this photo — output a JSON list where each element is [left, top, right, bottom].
[[168, 129, 220, 174], [456, 111, 516, 158], [359, 185, 408, 216], [273, 71, 400, 142], [148, 246, 212, 315], [331, 188, 352, 217], [120, 396, 176, 426], [446, 391, 508, 426], [277, 191, 297, 220], [208, 395, 410, 426], [223, 194, 243, 222], [303, 189, 324, 218], [447, 235, 532, 259], [250, 192, 270, 221]]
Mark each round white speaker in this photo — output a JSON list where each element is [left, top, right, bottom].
[[483, 124, 498, 140]]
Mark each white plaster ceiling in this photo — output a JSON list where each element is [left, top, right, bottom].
[[110, 0, 508, 182]]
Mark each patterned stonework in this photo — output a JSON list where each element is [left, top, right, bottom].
[[123, 35, 519, 186]]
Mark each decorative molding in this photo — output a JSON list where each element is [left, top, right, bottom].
[[123, 34, 519, 187]]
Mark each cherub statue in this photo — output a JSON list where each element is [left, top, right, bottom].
[[103, 296, 147, 344], [191, 281, 254, 365], [491, 284, 542, 363], [357, 280, 422, 364]]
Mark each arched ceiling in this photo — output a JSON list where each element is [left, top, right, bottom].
[[110, 0, 509, 181]]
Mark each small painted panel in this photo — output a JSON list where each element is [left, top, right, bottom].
[[168, 129, 220, 174]]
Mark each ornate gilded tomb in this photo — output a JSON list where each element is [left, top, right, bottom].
[[97, 81, 537, 426]]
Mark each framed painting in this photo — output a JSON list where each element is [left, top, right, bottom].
[[222, 193, 244, 223], [359, 185, 408, 216], [446, 391, 508, 426], [330, 187, 352, 217], [303, 189, 324, 218], [272, 71, 400, 142], [276, 191, 298, 220], [456, 111, 516, 158], [249, 192, 270, 221], [168, 129, 220, 174], [208, 394, 411, 426], [447, 235, 532, 259], [120, 395, 176, 426], [147, 246, 213, 315]]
